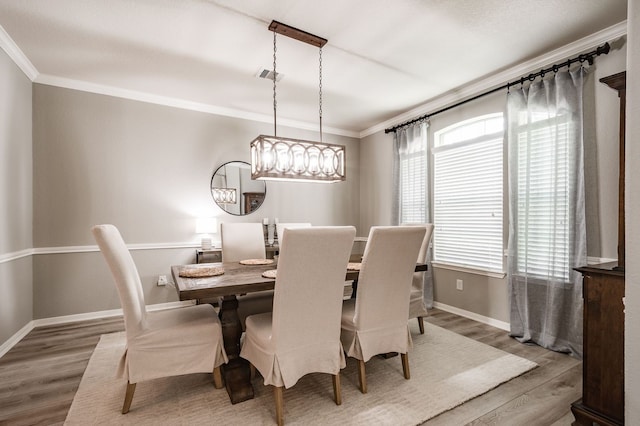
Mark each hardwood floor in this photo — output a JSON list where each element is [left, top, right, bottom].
[[0, 317, 125, 426], [423, 310, 581, 425], [0, 309, 580, 425]]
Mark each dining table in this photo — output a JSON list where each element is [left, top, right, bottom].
[[171, 260, 428, 404]]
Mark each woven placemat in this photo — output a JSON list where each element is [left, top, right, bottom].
[[262, 269, 277, 279], [347, 262, 361, 271], [179, 265, 224, 278], [239, 259, 274, 265]]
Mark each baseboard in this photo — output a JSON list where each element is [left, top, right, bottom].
[[0, 321, 35, 358], [432, 301, 511, 331], [0, 300, 196, 358]]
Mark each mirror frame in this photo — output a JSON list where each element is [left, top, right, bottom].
[[211, 161, 266, 216]]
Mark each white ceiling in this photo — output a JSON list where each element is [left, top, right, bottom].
[[0, 0, 627, 136]]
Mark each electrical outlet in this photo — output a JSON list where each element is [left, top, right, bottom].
[[456, 279, 463, 291], [157, 275, 168, 286]]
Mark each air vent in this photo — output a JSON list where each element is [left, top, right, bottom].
[[256, 69, 284, 81]]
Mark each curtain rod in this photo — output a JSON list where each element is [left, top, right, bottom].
[[384, 42, 611, 134]]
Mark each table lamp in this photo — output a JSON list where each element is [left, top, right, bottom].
[[196, 217, 218, 250]]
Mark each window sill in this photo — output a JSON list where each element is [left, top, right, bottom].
[[431, 262, 506, 279]]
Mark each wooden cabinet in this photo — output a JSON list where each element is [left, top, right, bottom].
[[572, 264, 624, 425], [571, 71, 626, 425], [196, 248, 222, 263], [243, 192, 265, 214], [196, 246, 278, 263]]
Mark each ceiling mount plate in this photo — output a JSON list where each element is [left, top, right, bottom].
[[268, 20, 327, 48]]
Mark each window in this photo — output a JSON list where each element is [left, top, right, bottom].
[[399, 149, 426, 223], [396, 123, 428, 224], [433, 114, 503, 272], [514, 112, 572, 281]]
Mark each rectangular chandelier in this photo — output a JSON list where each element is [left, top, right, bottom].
[[250, 135, 346, 182], [212, 187, 237, 204], [250, 21, 346, 184]]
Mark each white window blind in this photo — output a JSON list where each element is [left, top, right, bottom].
[[400, 151, 426, 223], [433, 114, 503, 272], [515, 113, 571, 281]]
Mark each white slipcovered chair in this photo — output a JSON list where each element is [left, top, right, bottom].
[[240, 226, 356, 426], [220, 222, 273, 327], [220, 222, 266, 261], [404, 223, 435, 334], [340, 225, 426, 393], [91, 224, 227, 413], [275, 222, 311, 245]]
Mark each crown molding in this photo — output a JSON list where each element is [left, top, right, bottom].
[[361, 20, 628, 138], [2, 20, 627, 141], [0, 20, 358, 139], [34, 74, 360, 139], [0, 24, 38, 80]]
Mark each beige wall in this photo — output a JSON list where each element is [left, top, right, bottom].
[[33, 85, 360, 247], [588, 38, 629, 259], [358, 130, 394, 231], [31, 84, 360, 318], [0, 47, 33, 343], [360, 46, 627, 324], [626, 0, 639, 421]]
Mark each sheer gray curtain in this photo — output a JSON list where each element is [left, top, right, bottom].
[[392, 122, 433, 307], [507, 68, 587, 358]]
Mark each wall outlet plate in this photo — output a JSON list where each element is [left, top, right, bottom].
[[456, 279, 463, 291], [157, 275, 168, 286]]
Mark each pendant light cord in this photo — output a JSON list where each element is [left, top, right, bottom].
[[319, 46, 323, 142], [273, 31, 277, 137], [270, 22, 327, 142]]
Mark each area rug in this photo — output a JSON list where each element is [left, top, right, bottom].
[[65, 322, 536, 425]]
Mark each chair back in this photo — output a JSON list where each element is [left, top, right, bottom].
[[271, 226, 356, 350], [92, 224, 147, 340], [402, 224, 434, 318], [402, 223, 434, 281], [276, 222, 311, 244], [410, 223, 434, 264], [220, 222, 265, 262], [355, 226, 426, 330]]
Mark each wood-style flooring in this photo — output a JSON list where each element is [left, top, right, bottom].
[[0, 309, 581, 425]]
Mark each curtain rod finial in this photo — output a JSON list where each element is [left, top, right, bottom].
[[599, 42, 611, 55]]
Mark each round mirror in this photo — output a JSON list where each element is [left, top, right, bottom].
[[211, 161, 266, 216]]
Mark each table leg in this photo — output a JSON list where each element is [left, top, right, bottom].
[[219, 295, 254, 404]]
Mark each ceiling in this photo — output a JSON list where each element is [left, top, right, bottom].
[[0, 1, 627, 136]]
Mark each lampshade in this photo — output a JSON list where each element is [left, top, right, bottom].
[[196, 217, 217, 249], [212, 187, 237, 204], [196, 217, 218, 234], [251, 135, 346, 182]]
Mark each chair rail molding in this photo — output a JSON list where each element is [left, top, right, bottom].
[[0, 248, 33, 264], [0, 242, 221, 264]]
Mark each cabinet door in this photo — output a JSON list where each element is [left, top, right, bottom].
[[582, 273, 624, 422]]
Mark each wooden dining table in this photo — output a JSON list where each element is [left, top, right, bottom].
[[171, 260, 427, 404]]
